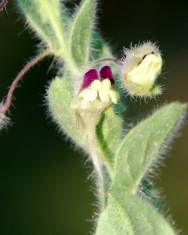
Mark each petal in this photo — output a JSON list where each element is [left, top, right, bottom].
[[99, 90, 110, 103], [79, 88, 97, 102], [101, 79, 112, 91], [109, 90, 119, 104], [87, 89, 98, 102], [81, 69, 99, 89], [90, 79, 102, 91], [100, 65, 115, 84]]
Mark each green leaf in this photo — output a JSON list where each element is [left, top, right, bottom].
[[111, 102, 187, 196], [70, 0, 96, 67], [17, 0, 68, 55], [47, 73, 88, 150], [96, 194, 133, 235], [96, 193, 176, 235]]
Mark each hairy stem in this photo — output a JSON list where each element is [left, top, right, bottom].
[[0, 50, 53, 114]]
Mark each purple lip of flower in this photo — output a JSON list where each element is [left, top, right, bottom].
[[81, 65, 115, 90]]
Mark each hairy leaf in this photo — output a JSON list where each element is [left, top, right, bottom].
[[112, 102, 187, 196], [96, 193, 176, 235], [70, 0, 96, 67], [17, 0, 67, 54], [47, 74, 87, 150]]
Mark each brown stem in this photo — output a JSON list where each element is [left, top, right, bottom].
[[0, 50, 53, 114]]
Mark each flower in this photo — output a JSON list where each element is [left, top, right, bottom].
[[74, 66, 119, 112], [121, 42, 163, 97]]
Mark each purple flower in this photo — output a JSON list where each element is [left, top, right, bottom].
[[81, 65, 115, 90], [73, 65, 118, 112]]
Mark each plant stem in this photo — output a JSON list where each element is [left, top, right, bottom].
[[0, 50, 53, 114]]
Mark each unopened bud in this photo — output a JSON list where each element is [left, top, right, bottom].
[[121, 42, 163, 97]]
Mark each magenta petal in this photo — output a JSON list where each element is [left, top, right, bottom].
[[100, 65, 114, 84], [81, 69, 99, 89]]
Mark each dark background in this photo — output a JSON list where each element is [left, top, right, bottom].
[[0, 0, 188, 234]]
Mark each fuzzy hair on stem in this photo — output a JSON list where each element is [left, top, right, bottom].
[[0, 50, 53, 114]]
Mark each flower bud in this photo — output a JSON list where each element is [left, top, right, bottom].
[[121, 42, 163, 97]]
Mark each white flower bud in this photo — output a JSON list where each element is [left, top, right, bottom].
[[121, 42, 163, 97]]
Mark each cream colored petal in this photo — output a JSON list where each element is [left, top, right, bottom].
[[87, 88, 98, 101], [109, 90, 119, 104], [99, 90, 110, 103], [78, 89, 90, 98], [79, 88, 98, 102], [101, 79, 111, 90], [90, 80, 102, 91]]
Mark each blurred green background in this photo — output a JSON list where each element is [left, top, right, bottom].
[[0, 0, 188, 234]]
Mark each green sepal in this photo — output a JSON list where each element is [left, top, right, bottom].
[[96, 108, 123, 161]]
